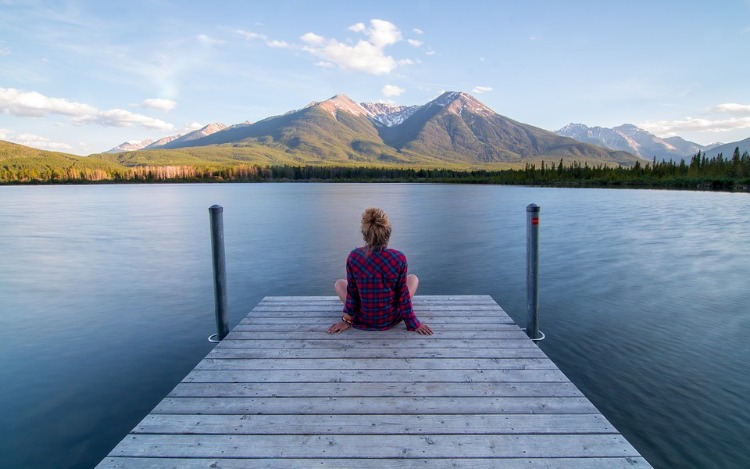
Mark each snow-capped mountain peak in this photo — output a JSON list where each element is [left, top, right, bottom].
[[433, 91, 461, 107], [360, 102, 420, 127], [426, 91, 496, 117]]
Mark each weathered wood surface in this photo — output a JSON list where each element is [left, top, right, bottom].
[[97, 295, 651, 468]]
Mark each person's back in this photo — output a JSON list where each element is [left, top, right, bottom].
[[328, 208, 433, 335], [344, 245, 415, 330]]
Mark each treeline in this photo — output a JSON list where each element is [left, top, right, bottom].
[[2, 149, 749, 191]]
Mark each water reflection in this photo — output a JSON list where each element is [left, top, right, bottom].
[[0, 184, 748, 468]]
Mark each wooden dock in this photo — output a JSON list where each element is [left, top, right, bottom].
[[97, 295, 651, 468]]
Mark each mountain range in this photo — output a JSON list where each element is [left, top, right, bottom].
[[104, 92, 638, 167], [555, 123, 720, 162], [105, 91, 750, 166]]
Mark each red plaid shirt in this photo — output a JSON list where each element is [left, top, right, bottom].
[[343, 246, 420, 331]]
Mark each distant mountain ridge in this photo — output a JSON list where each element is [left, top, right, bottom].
[[107, 139, 154, 153], [107, 123, 228, 153], [105, 92, 641, 166], [556, 123, 712, 161], [700, 136, 750, 159]]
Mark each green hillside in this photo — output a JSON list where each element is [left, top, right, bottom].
[[1, 140, 125, 182]]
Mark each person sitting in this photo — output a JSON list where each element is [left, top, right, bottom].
[[328, 207, 433, 335]]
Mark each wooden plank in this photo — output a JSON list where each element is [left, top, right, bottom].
[[152, 396, 598, 415], [259, 295, 497, 302], [246, 305, 510, 313], [206, 347, 549, 359], [133, 413, 618, 435], [216, 338, 541, 349], [193, 357, 559, 371], [239, 316, 516, 326], [100, 457, 652, 469], [181, 368, 570, 384], [107, 434, 642, 459], [167, 382, 584, 398], [226, 329, 531, 339]]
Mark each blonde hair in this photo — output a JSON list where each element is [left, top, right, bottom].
[[361, 207, 391, 249]]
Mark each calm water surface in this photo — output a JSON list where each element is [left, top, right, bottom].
[[0, 183, 748, 468]]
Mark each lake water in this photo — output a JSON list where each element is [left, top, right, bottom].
[[0, 183, 748, 468]]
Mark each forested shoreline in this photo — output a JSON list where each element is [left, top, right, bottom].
[[2, 149, 749, 192]]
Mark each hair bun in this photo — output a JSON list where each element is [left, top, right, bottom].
[[363, 208, 388, 226], [361, 208, 392, 248]]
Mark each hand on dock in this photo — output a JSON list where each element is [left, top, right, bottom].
[[415, 324, 433, 335], [327, 321, 351, 334]]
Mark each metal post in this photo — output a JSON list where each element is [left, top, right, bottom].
[[209, 205, 229, 342], [526, 203, 543, 341]]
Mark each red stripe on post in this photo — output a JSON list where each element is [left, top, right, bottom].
[[531, 217, 539, 225]]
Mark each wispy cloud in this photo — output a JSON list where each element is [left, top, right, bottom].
[[472, 86, 493, 94], [197, 34, 225, 46], [233, 29, 289, 48], [382, 85, 406, 97], [639, 102, 750, 136], [0, 87, 174, 131], [80, 109, 174, 131], [0, 129, 74, 151], [711, 103, 750, 115], [267, 40, 290, 48], [408, 39, 423, 47], [300, 19, 405, 75], [185, 122, 205, 132], [140, 98, 177, 112]]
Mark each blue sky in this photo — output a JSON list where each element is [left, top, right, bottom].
[[1, 0, 749, 155]]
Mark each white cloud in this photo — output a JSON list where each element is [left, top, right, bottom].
[[300, 19, 404, 75], [472, 86, 493, 94], [348, 23, 366, 33], [367, 19, 401, 48], [408, 39, 423, 47], [0, 87, 97, 117], [300, 32, 325, 46], [17, 133, 74, 151], [382, 85, 406, 97], [77, 108, 174, 131], [185, 122, 204, 132], [267, 40, 290, 48], [639, 102, 750, 136], [1, 129, 73, 151], [711, 103, 750, 115], [413, 28, 424, 35], [640, 116, 750, 135], [0, 87, 174, 131], [234, 29, 267, 41], [0, 44, 10, 56], [141, 98, 177, 112]]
